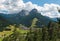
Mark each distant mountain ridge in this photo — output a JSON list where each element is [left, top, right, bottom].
[[0, 9, 57, 27]]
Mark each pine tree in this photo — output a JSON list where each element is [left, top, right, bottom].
[[33, 28, 42, 41], [25, 28, 34, 41], [57, 18, 60, 39], [25, 18, 39, 41], [42, 26, 49, 41], [26, 28, 42, 41], [48, 21, 58, 41], [52, 23, 58, 41], [30, 18, 38, 28]]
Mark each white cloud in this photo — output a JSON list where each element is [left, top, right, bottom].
[[40, 4, 60, 18], [0, 0, 60, 18]]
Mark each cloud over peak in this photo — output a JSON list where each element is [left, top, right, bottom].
[[0, 0, 60, 18]]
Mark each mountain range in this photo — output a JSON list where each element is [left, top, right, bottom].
[[0, 9, 58, 27]]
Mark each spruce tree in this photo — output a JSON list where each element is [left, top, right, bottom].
[[57, 18, 60, 39], [48, 21, 58, 41], [30, 18, 38, 28], [25, 28, 34, 41], [52, 23, 58, 41], [34, 28, 42, 41], [42, 26, 49, 41]]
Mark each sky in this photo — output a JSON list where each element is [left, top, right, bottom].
[[23, 0, 60, 6], [0, 0, 60, 18]]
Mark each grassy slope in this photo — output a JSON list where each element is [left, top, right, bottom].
[[0, 27, 29, 41]]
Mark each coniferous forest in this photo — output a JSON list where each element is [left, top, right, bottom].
[[0, 18, 59, 41]]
